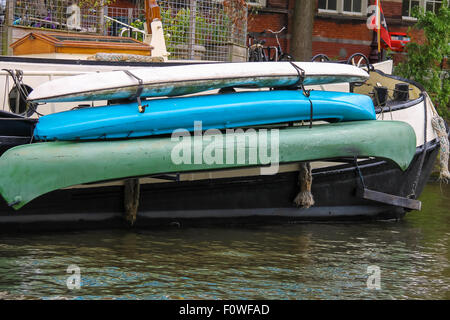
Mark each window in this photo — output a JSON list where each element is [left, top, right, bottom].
[[425, 0, 444, 12], [318, 0, 338, 11], [343, 0, 362, 13], [402, 0, 445, 19], [247, 0, 266, 7], [318, 0, 368, 15]]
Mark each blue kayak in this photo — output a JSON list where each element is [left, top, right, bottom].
[[34, 90, 375, 141]]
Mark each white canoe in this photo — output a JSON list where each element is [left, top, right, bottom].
[[27, 61, 369, 103]]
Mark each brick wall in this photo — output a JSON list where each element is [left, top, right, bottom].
[[267, 0, 288, 9], [109, 0, 137, 9], [248, 12, 287, 33], [313, 19, 372, 41], [381, 1, 403, 19]]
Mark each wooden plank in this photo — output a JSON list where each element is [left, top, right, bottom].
[[361, 188, 422, 211], [123, 178, 140, 226]]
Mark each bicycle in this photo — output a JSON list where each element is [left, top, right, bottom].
[[247, 27, 293, 62], [265, 27, 293, 62], [248, 33, 268, 62]]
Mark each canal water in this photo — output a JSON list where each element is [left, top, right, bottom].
[[0, 182, 448, 300]]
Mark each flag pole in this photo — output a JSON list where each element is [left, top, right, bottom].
[[377, 0, 381, 60]]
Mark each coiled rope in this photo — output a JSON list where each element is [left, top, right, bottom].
[[427, 94, 450, 183]]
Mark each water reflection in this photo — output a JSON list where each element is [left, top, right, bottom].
[[0, 183, 448, 300]]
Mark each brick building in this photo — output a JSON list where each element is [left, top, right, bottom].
[[107, 0, 440, 63], [248, 0, 438, 63]]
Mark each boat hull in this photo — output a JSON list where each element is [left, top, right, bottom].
[[0, 138, 439, 231], [33, 90, 376, 141], [0, 111, 36, 155]]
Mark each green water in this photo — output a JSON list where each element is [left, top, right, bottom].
[[0, 182, 449, 300]]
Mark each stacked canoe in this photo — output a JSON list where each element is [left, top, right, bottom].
[[0, 62, 417, 209]]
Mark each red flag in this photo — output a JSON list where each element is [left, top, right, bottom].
[[376, 0, 391, 49]]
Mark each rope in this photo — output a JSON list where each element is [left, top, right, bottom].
[[431, 115, 449, 182], [409, 93, 428, 199], [293, 162, 314, 208], [2, 72, 9, 111], [428, 94, 450, 183], [1, 69, 43, 117]]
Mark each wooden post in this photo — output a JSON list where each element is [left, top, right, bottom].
[[369, 31, 380, 64], [127, 8, 133, 37], [97, 1, 105, 35], [123, 178, 140, 226], [145, 0, 161, 34], [188, 0, 197, 60], [2, 0, 14, 56], [290, 0, 315, 62]]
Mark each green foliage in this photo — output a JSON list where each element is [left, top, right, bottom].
[[119, 7, 221, 54], [395, 1, 450, 120], [160, 8, 209, 47], [128, 19, 145, 42], [77, 0, 116, 9]]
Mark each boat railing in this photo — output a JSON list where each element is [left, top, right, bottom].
[[0, 70, 90, 77], [103, 15, 146, 40], [0, 70, 95, 116]]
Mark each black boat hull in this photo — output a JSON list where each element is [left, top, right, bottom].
[[0, 137, 439, 231], [0, 110, 36, 155], [0, 65, 445, 230]]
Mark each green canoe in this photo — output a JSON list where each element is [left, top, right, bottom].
[[0, 121, 416, 210]]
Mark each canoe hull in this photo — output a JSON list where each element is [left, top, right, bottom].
[[27, 62, 370, 102], [0, 121, 416, 209], [33, 90, 376, 141]]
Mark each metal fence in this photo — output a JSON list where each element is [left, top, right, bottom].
[[106, 0, 248, 61], [158, 0, 247, 61], [12, 0, 100, 33], [2, 0, 248, 61]]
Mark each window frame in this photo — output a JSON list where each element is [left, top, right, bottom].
[[246, 0, 267, 7], [318, 0, 368, 16], [402, 0, 446, 20]]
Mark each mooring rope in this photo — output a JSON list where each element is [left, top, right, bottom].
[[293, 162, 315, 208], [1, 69, 43, 117], [427, 94, 450, 183]]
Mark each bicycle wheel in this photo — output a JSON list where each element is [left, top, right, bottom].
[[248, 49, 258, 62]]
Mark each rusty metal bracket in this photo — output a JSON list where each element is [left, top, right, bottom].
[[354, 158, 421, 211], [289, 62, 314, 128], [123, 70, 148, 113]]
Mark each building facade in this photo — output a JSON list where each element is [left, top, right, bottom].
[[1, 0, 442, 62], [248, 0, 439, 63]]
